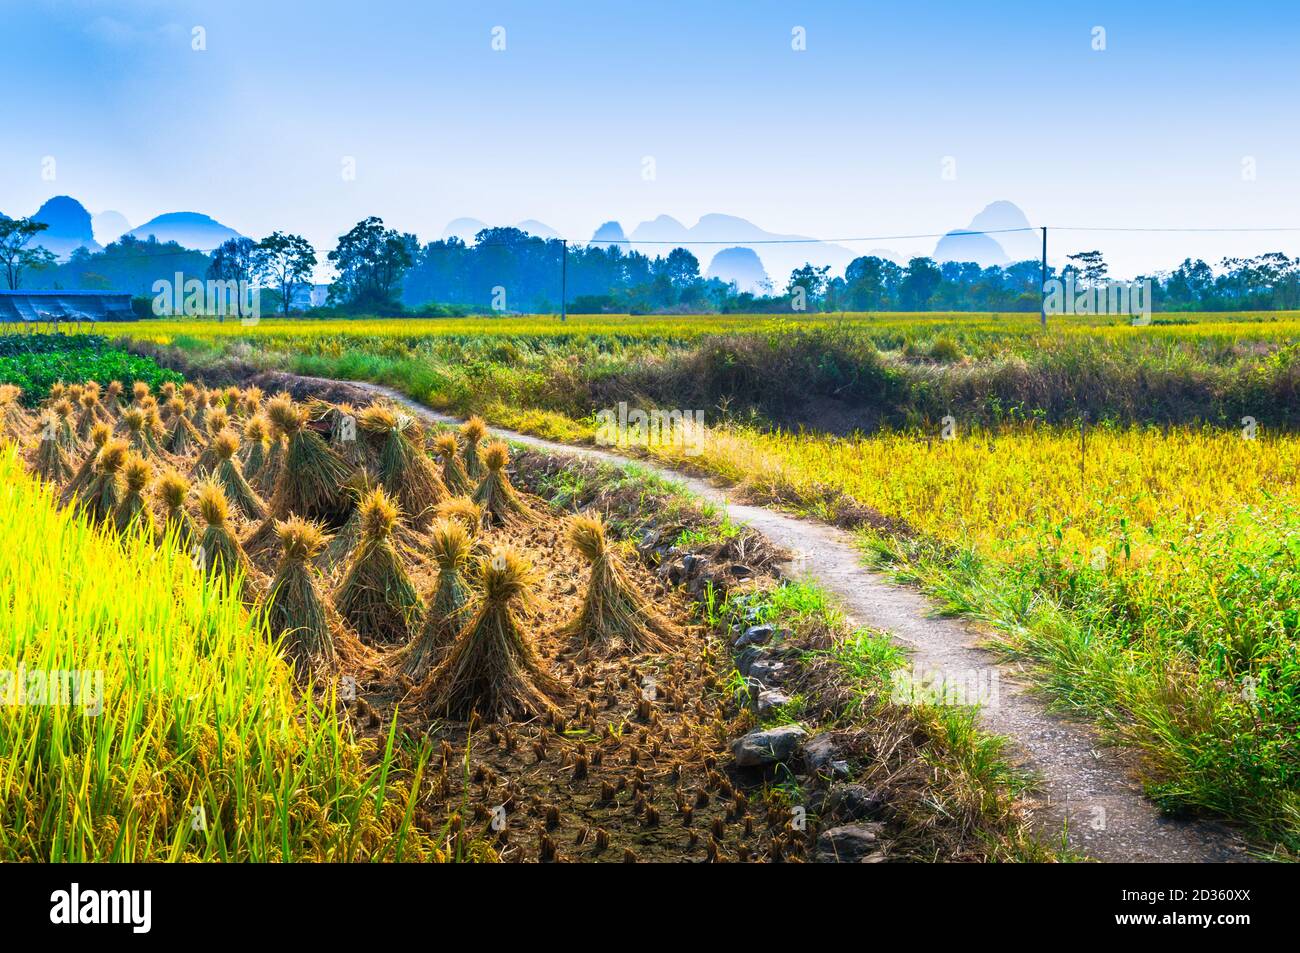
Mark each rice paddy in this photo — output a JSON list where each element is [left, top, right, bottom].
[[113, 311, 1300, 854], [3, 360, 1046, 863]]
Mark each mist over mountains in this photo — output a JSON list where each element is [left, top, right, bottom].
[[11, 194, 1041, 294]]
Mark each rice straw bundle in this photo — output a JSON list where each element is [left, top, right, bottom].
[[357, 404, 446, 528], [421, 545, 564, 721], [115, 452, 156, 538], [62, 422, 113, 503], [210, 429, 266, 521], [460, 416, 488, 479], [399, 518, 473, 680], [561, 512, 681, 658], [194, 478, 260, 601], [155, 470, 199, 551], [472, 441, 537, 527], [333, 486, 422, 643], [432, 432, 474, 495]]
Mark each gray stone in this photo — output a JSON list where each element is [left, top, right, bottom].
[[756, 689, 791, 714], [732, 724, 808, 767], [828, 784, 885, 821], [803, 733, 840, 774], [682, 554, 706, 576], [736, 646, 767, 677], [747, 660, 786, 685], [815, 823, 885, 863], [730, 564, 754, 579], [735, 624, 774, 648]]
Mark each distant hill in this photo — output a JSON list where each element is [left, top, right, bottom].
[[92, 210, 132, 245], [706, 247, 770, 294], [590, 221, 627, 248], [933, 201, 1038, 266], [441, 218, 561, 244], [625, 213, 857, 287], [30, 196, 101, 259], [126, 212, 242, 250]]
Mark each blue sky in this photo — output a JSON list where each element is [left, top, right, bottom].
[[3, 0, 1299, 274]]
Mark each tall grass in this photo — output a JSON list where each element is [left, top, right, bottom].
[[0, 445, 433, 861]]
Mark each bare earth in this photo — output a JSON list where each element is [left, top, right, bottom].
[[326, 378, 1255, 863]]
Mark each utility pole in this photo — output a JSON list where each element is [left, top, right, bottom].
[[1040, 226, 1048, 327], [560, 238, 567, 323]]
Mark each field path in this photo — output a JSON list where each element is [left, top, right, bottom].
[[328, 378, 1253, 863]]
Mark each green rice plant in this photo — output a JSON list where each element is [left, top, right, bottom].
[[0, 445, 437, 862]]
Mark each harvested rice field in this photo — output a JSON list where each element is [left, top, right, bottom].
[[1, 369, 1047, 864]]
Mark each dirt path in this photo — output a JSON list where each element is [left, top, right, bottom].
[[331, 378, 1254, 863]]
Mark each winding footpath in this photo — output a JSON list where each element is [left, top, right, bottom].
[[325, 377, 1253, 863]]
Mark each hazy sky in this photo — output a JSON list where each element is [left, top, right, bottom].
[[4, 0, 1299, 274]]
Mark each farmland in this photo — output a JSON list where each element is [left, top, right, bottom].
[[109, 310, 1300, 852]]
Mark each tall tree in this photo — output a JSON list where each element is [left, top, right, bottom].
[[0, 215, 55, 290], [207, 237, 259, 320], [327, 217, 415, 311], [255, 232, 317, 317]]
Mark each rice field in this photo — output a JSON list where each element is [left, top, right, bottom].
[[111, 312, 1300, 851]]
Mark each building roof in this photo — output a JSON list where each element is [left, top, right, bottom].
[[0, 290, 134, 323]]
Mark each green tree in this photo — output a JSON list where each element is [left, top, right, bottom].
[[255, 232, 317, 317], [207, 237, 259, 320], [899, 257, 942, 310], [0, 215, 55, 289], [327, 217, 415, 311]]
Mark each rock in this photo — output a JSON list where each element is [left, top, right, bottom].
[[828, 784, 885, 821], [756, 689, 791, 714], [682, 554, 706, 576], [815, 823, 885, 863], [732, 724, 808, 767], [735, 624, 773, 648], [730, 564, 754, 579], [829, 760, 852, 779], [802, 733, 840, 775], [747, 660, 786, 686], [736, 646, 767, 677]]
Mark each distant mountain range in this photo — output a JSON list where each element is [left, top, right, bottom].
[[14, 194, 1039, 283], [17, 196, 245, 260]]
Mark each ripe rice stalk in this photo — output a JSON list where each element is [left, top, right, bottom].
[[240, 415, 268, 478], [398, 518, 473, 680], [130, 381, 150, 407], [333, 486, 423, 644], [27, 416, 75, 484], [561, 513, 681, 658], [264, 395, 349, 520], [195, 478, 261, 602], [460, 416, 488, 479], [472, 441, 537, 527], [79, 439, 130, 526], [61, 423, 113, 503], [324, 468, 428, 570], [120, 407, 162, 458], [357, 404, 446, 528], [205, 406, 231, 438], [434, 496, 483, 537], [74, 393, 102, 441], [310, 400, 366, 467], [164, 398, 205, 455], [115, 452, 157, 539], [159, 380, 177, 403], [50, 398, 80, 452], [211, 429, 266, 521], [422, 545, 564, 721], [155, 470, 199, 551], [261, 516, 369, 670], [432, 432, 474, 495], [103, 380, 124, 417], [242, 386, 263, 417], [0, 385, 32, 438], [256, 425, 286, 498], [189, 388, 208, 431]]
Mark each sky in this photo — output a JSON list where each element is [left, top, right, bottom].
[[3, 0, 1299, 276]]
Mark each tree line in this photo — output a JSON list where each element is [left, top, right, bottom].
[[6, 211, 1300, 315]]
